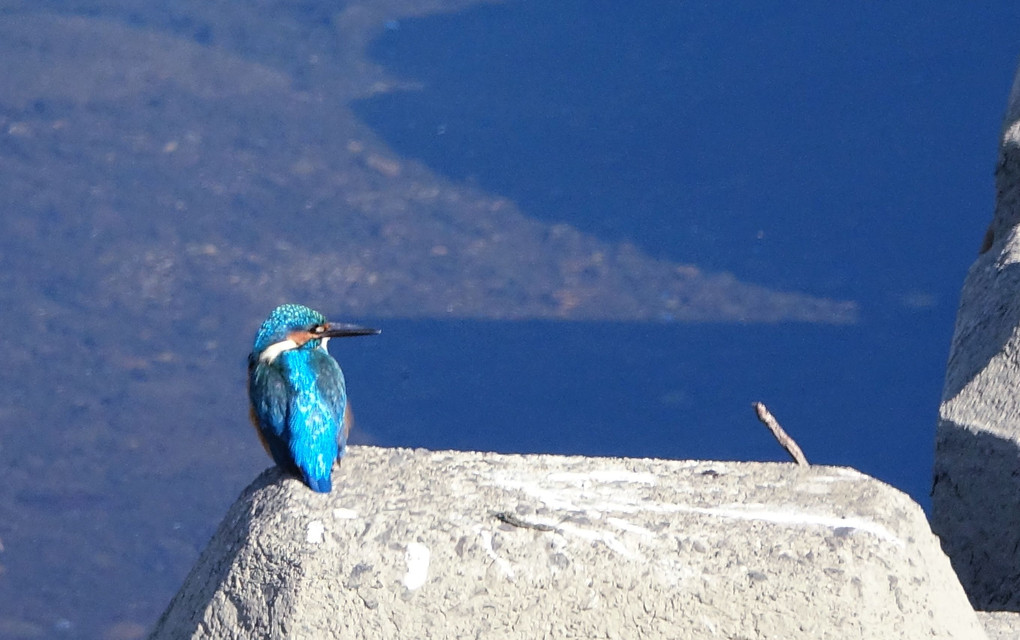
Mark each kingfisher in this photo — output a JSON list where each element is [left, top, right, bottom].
[[248, 303, 379, 493]]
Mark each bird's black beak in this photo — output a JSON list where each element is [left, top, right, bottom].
[[321, 323, 381, 338]]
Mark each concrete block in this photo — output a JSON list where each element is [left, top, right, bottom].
[[978, 611, 1020, 640], [932, 61, 1020, 609], [149, 447, 983, 639]]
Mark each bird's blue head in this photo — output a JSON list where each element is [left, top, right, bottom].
[[251, 304, 379, 363], [253, 304, 326, 353]]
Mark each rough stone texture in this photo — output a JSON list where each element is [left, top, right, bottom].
[[932, 62, 1020, 611], [149, 446, 983, 640], [978, 611, 1020, 640]]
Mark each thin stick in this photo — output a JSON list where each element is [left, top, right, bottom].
[[753, 402, 809, 467]]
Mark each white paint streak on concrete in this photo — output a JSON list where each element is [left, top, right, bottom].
[[474, 526, 515, 579], [490, 471, 900, 546], [493, 477, 580, 512], [606, 517, 654, 538], [665, 503, 903, 546], [547, 470, 657, 485], [810, 476, 853, 484], [402, 542, 431, 590], [306, 520, 325, 544], [701, 616, 718, 634], [556, 522, 636, 559], [494, 513, 646, 560], [832, 467, 868, 479]]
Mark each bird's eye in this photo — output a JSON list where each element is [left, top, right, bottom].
[[311, 324, 326, 334]]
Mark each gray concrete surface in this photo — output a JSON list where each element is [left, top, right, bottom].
[[149, 447, 983, 639], [978, 611, 1020, 640], [932, 61, 1020, 612]]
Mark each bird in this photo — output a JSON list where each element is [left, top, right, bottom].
[[247, 303, 379, 492]]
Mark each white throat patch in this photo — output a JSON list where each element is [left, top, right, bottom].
[[259, 338, 299, 364], [258, 337, 329, 363]]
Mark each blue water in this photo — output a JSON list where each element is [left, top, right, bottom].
[[353, 1, 1013, 302], [346, 1, 1020, 506], [350, 316, 950, 507]]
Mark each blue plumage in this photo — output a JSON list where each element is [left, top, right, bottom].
[[247, 304, 378, 492]]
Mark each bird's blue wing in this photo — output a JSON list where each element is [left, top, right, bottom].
[[247, 355, 295, 474], [312, 351, 349, 458], [282, 349, 346, 492]]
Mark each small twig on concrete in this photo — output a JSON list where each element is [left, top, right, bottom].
[[752, 402, 809, 467], [492, 511, 556, 532]]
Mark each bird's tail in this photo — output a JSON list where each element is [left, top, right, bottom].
[[304, 473, 332, 493]]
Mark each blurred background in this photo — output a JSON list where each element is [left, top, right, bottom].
[[0, 1, 1018, 637]]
